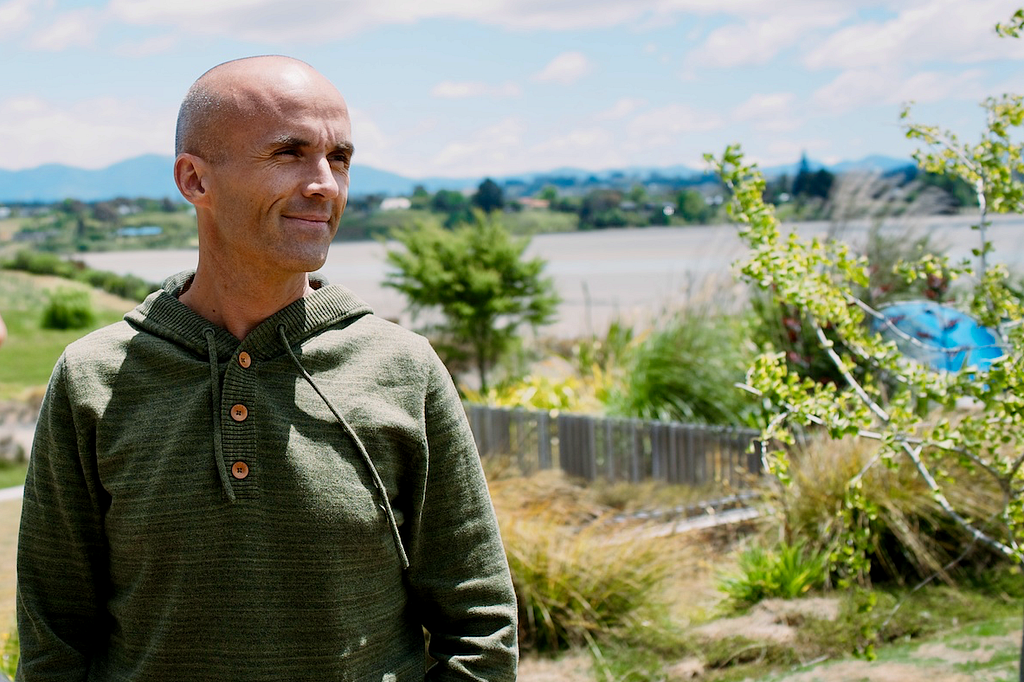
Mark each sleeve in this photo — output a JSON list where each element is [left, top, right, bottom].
[[16, 356, 111, 681], [403, 346, 519, 682]]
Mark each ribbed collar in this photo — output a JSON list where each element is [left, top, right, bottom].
[[124, 270, 373, 360]]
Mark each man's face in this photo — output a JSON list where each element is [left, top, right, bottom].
[[201, 66, 353, 280]]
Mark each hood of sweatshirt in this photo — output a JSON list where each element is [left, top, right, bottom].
[[122, 270, 410, 569], [125, 270, 373, 360]]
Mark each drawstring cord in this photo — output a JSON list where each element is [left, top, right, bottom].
[[276, 324, 410, 571], [204, 328, 236, 502]]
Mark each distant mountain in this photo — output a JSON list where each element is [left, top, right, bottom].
[[0, 155, 179, 203], [0, 154, 912, 203], [760, 155, 913, 178], [0, 155, 482, 203]]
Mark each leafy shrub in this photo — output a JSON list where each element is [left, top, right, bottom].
[[4, 250, 79, 278], [4, 249, 158, 302], [0, 629, 17, 680], [718, 539, 829, 605], [463, 374, 603, 413], [606, 308, 753, 425], [41, 288, 95, 330]]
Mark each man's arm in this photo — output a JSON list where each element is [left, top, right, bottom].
[[17, 356, 109, 681], [404, 346, 518, 682]]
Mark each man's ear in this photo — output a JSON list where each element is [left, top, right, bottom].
[[174, 154, 211, 206]]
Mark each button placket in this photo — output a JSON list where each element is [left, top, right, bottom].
[[221, 345, 259, 498]]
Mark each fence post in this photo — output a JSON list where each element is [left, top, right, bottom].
[[538, 411, 552, 470], [464, 404, 773, 488]]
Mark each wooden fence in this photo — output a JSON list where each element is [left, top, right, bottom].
[[465, 405, 763, 487]]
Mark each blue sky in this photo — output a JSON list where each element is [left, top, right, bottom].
[[2, 0, 1023, 180]]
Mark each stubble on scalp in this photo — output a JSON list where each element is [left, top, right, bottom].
[[174, 55, 319, 163]]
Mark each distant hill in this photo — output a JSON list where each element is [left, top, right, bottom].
[[0, 154, 913, 203]]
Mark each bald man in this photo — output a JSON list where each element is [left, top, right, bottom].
[[16, 57, 518, 682]]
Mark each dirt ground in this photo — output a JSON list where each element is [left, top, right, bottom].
[[0, 498, 20, 634]]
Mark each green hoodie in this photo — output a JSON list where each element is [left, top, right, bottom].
[[17, 271, 518, 681]]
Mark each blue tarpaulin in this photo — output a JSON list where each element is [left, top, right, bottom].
[[872, 301, 1004, 372]]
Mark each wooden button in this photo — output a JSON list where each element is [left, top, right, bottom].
[[238, 352, 252, 369], [231, 461, 249, 480], [230, 404, 248, 422]]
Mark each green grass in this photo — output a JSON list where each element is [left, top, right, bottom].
[[0, 270, 136, 400], [0, 464, 27, 490], [743, 615, 1022, 682]]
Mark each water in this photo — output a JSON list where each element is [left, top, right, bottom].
[[75, 215, 1024, 339]]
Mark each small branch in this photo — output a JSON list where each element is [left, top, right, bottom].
[[899, 441, 1014, 558], [815, 323, 890, 423]]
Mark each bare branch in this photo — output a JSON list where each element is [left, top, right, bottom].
[[899, 441, 1015, 557], [814, 323, 890, 423]]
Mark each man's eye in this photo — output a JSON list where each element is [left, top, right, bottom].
[[276, 149, 300, 157]]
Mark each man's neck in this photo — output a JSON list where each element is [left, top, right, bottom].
[[179, 264, 314, 341]]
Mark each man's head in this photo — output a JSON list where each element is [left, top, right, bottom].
[[173, 56, 353, 281]]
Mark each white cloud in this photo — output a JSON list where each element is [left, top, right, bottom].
[[731, 92, 801, 132], [531, 126, 615, 157], [811, 67, 988, 114], [625, 103, 724, 146], [30, 7, 104, 50], [430, 80, 521, 98], [0, 0, 33, 41], [114, 33, 179, 57], [745, 136, 831, 168], [690, 11, 847, 69], [0, 95, 175, 170], [532, 51, 591, 85], [804, 0, 1024, 70], [432, 117, 526, 173], [595, 98, 647, 121]]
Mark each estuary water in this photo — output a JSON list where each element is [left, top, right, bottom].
[[75, 214, 1024, 339]]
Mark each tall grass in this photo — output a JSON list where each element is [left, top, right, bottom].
[[777, 435, 1006, 586], [488, 470, 676, 654], [605, 307, 753, 425], [718, 540, 829, 605]]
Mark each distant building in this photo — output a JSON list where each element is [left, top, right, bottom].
[[379, 197, 412, 211], [518, 198, 550, 210], [0, 207, 10, 219]]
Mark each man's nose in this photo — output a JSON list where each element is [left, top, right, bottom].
[[304, 156, 340, 199]]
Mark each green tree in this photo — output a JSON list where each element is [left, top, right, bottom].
[[472, 178, 505, 213], [538, 185, 558, 203], [676, 189, 708, 223], [409, 184, 431, 210], [707, 10, 1024, 593], [791, 154, 835, 200], [578, 189, 626, 229], [430, 189, 473, 227], [384, 212, 560, 392]]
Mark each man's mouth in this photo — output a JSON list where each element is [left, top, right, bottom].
[[284, 214, 332, 225]]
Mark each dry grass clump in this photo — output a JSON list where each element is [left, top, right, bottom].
[[488, 468, 677, 653], [778, 435, 1006, 585]]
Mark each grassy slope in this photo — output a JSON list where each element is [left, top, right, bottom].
[[0, 271, 138, 401]]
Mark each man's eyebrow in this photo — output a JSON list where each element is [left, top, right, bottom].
[[271, 135, 310, 147], [269, 136, 354, 154]]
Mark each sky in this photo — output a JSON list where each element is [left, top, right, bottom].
[[2, 0, 1024, 182]]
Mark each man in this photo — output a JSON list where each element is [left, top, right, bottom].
[[16, 56, 518, 681]]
